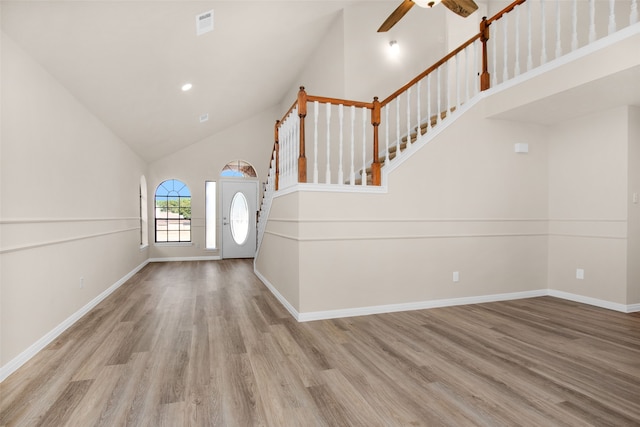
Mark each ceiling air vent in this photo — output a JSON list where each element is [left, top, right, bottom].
[[196, 10, 214, 35]]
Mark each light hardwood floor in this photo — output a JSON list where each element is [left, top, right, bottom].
[[1, 260, 639, 426]]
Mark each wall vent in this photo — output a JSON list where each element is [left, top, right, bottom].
[[196, 10, 214, 35]]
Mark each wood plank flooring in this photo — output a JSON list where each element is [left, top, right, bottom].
[[2, 259, 640, 426]]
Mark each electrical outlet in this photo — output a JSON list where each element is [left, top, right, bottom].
[[453, 271, 460, 282], [633, 193, 639, 204], [79, 277, 84, 288], [576, 269, 584, 280]]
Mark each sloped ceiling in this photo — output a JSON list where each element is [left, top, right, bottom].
[[1, 1, 401, 162]]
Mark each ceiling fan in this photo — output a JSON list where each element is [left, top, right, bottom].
[[377, 0, 479, 32]]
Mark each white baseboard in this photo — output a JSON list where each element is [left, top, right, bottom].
[[547, 289, 634, 313], [149, 256, 221, 262], [296, 290, 549, 322], [251, 269, 640, 321], [252, 267, 301, 321], [627, 303, 640, 313], [0, 260, 149, 383]]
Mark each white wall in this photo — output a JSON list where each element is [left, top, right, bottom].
[[1, 33, 148, 370], [547, 107, 629, 304], [281, 2, 450, 109], [147, 106, 278, 260]]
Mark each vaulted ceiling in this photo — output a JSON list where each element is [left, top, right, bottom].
[[2, 1, 419, 162]]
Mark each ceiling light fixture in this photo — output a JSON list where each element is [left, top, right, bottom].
[[181, 83, 193, 92], [389, 40, 400, 56], [413, 0, 441, 8]]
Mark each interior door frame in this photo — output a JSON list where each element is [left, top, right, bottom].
[[220, 178, 259, 259]]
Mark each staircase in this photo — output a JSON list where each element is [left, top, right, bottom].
[[257, 0, 639, 254]]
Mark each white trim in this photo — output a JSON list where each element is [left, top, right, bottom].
[[148, 256, 221, 262], [296, 290, 548, 322], [0, 227, 140, 254], [0, 217, 139, 224], [253, 266, 300, 321], [274, 183, 387, 198], [0, 260, 150, 383], [252, 267, 640, 320], [263, 230, 547, 242], [547, 289, 632, 313], [268, 217, 550, 223]]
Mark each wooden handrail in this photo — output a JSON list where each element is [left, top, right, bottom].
[[485, 0, 527, 25], [306, 95, 374, 110], [381, 32, 482, 106]]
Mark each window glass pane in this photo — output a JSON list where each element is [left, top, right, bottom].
[[230, 192, 249, 245], [205, 182, 216, 249], [155, 179, 191, 242]]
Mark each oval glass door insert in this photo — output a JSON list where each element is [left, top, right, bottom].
[[230, 192, 249, 245]]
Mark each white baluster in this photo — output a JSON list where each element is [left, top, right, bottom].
[[445, 61, 450, 118], [361, 107, 367, 186], [384, 105, 389, 163], [473, 40, 479, 96], [608, 0, 616, 35], [427, 73, 433, 131], [396, 97, 401, 157], [406, 87, 412, 146], [632, 0, 639, 25], [571, 0, 578, 51], [313, 101, 319, 184], [351, 105, 356, 185], [502, 12, 509, 83], [527, 0, 533, 71], [589, 0, 596, 43], [465, 46, 470, 102], [541, 0, 547, 65], [455, 53, 461, 110], [514, 5, 521, 77], [338, 104, 344, 185], [555, 0, 562, 59], [437, 66, 442, 124], [325, 103, 331, 184], [491, 20, 498, 87], [417, 80, 422, 142]]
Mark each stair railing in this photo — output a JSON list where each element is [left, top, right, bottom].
[[257, 0, 638, 252], [269, 0, 637, 194]]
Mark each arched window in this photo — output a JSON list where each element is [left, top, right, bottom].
[[155, 179, 191, 243], [220, 160, 257, 178], [140, 175, 149, 247]]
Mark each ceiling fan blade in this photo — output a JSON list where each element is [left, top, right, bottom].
[[441, 0, 478, 18], [377, 0, 415, 32]]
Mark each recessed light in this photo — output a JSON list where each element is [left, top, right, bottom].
[[388, 40, 400, 57], [181, 83, 193, 92]]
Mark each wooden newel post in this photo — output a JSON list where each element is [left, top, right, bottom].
[[371, 96, 381, 186], [480, 16, 491, 91], [297, 86, 307, 183], [274, 120, 280, 191]]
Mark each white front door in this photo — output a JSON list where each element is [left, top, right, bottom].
[[221, 180, 258, 259]]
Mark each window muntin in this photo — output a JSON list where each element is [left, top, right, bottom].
[[155, 179, 191, 243], [220, 160, 257, 178]]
